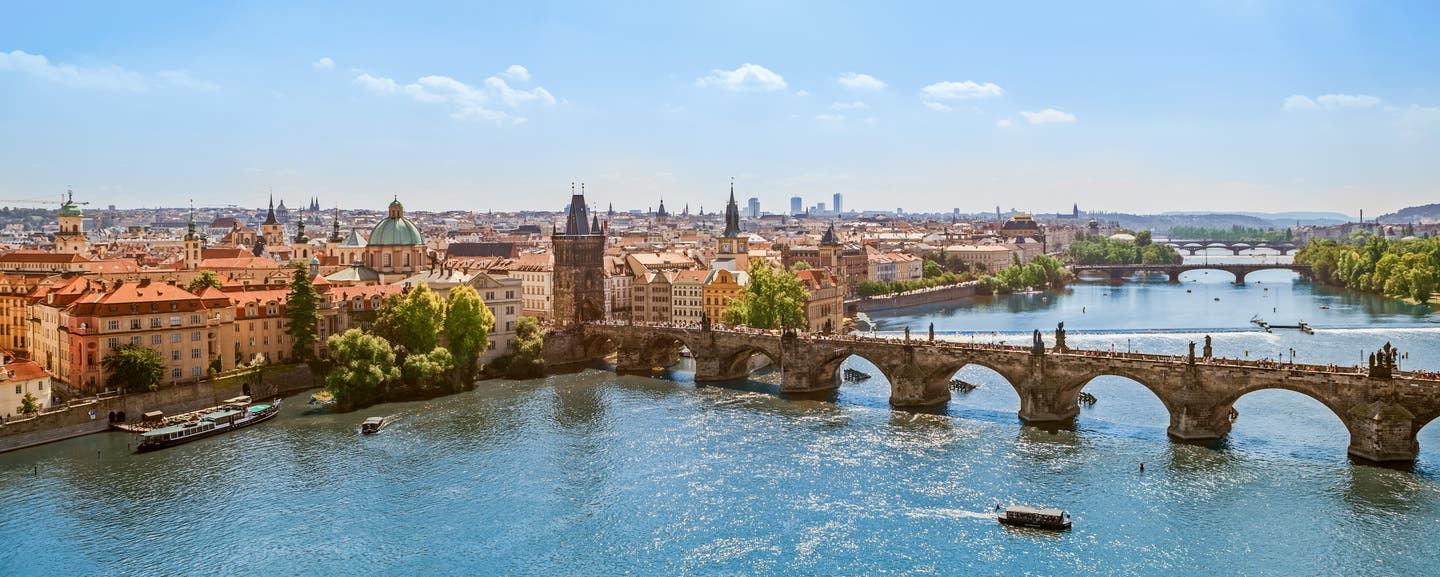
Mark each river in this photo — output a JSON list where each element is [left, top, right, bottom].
[[2, 255, 1438, 576]]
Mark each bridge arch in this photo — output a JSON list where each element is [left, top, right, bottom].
[[581, 333, 619, 360], [714, 344, 783, 381], [638, 332, 698, 370], [1217, 383, 1356, 457], [926, 359, 1026, 400], [1061, 371, 1175, 431], [813, 351, 896, 391], [1174, 267, 1242, 284]]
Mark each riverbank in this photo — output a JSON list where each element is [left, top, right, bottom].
[[0, 364, 313, 454], [847, 282, 979, 313]]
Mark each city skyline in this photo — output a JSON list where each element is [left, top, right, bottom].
[[2, 1, 1438, 214]]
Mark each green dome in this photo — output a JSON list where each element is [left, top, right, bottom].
[[58, 191, 83, 217], [368, 216, 425, 246]]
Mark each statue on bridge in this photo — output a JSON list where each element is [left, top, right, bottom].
[[1054, 322, 1068, 352], [700, 313, 711, 332], [1032, 329, 1046, 356], [904, 326, 911, 342], [1369, 342, 1400, 378], [1203, 335, 1213, 359], [1188, 341, 1196, 365], [928, 322, 935, 343]]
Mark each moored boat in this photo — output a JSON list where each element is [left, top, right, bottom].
[[998, 505, 1072, 530], [134, 397, 281, 453]]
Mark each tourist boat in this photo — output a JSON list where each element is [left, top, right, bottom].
[[134, 397, 281, 453], [361, 415, 395, 434], [998, 505, 1072, 530]]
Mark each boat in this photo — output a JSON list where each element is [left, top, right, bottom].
[[998, 505, 1072, 530], [1077, 392, 1098, 406], [949, 378, 978, 392], [134, 396, 281, 453], [361, 415, 395, 434], [843, 368, 872, 383]]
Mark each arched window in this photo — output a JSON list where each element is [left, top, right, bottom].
[[382, 253, 392, 268]]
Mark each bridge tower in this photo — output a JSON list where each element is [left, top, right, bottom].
[[716, 182, 749, 271], [552, 184, 607, 327]]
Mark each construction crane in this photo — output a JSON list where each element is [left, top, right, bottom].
[[1, 189, 93, 208]]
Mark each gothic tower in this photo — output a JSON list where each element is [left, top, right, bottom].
[[260, 195, 285, 248], [717, 182, 749, 271], [552, 184, 607, 327]]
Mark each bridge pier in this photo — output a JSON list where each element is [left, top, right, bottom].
[[888, 367, 950, 409], [1167, 402, 1233, 441], [1346, 401, 1419, 463], [1015, 367, 1080, 424]]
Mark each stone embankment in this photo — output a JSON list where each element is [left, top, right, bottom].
[[846, 282, 979, 313], [0, 364, 314, 454]]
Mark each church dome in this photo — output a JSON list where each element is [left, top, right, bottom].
[[58, 191, 83, 217], [368, 197, 425, 246]]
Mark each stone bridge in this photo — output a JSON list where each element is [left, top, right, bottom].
[[1072, 263, 1312, 285], [1161, 239, 1302, 256], [545, 323, 1440, 464]]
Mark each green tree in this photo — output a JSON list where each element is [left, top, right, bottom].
[[19, 392, 40, 415], [285, 262, 321, 361], [325, 329, 399, 407], [186, 270, 224, 294], [101, 344, 165, 392], [723, 259, 808, 329], [923, 259, 944, 279], [790, 261, 811, 271], [402, 347, 456, 390], [373, 282, 445, 354], [490, 317, 545, 379], [443, 284, 495, 379], [1135, 230, 1152, 247]]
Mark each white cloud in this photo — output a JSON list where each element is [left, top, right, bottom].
[[1317, 94, 1380, 109], [157, 70, 219, 92], [923, 101, 952, 112], [1284, 93, 1382, 111], [500, 64, 529, 82], [815, 113, 845, 121], [1282, 95, 1318, 111], [313, 57, 335, 71], [795, 89, 809, 97], [921, 80, 1004, 101], [352, 66, 557, 123], [838, 72, 886, 91], [996, 118, 1013, 128], [694, 63, 787, 92], [0, 50, 220, 92], [0, 49, 147, 91], [830, 101, 866, 111], [1021, 109, 1077, 125]]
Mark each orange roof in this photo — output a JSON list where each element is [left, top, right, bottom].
[[198, 257, 282, 270], [5, 358, 50, 381]]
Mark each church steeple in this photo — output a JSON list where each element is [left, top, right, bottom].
[[185, 201, 198, 242], [264, 194, 278, 225], [329, 206, 343, 243], [562, 182, 591, 235], [722, 182, 741, 238]]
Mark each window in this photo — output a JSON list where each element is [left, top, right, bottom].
[[267, 305, 278, 316], [108, 337, 119, 349], [191, 314, 200, 325], [38, 381, 44, 391], [150, 318, 161, 328], [171, 333, 181, 343], [13, 385, 18, 394], [130, 336, 141, 346], [172, 350, 180, 361], [192, 348, 201, 359], [151, 334, 162, 345], [191, 331, 201, 341], [486, 291, 495, 300], [107, 320, 120, 331], [192, 366, 202, 377], [506, 321, 514, 331], [171, 368, 181, 379], [130, 319, 142, 330], [170, 316, 181, 326], [505, 306, 514, 315]]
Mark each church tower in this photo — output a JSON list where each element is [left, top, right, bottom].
[[183, 201, 203, 270], [326, 206, 344, 249], [551, 183, 607, 327], [260, 195, 285, 248], [54, 189, 87, 254], [292, 213, 312, 263], [717, 182, 749, 271]]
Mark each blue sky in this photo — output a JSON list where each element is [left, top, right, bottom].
[[2, 1, 1437, 215]]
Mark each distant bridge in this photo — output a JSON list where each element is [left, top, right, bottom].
[[1071, 263, 1312, 285], [546, 322, 1440, 463], [1160, 239, 1302, 256]]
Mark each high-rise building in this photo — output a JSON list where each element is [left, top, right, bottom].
[[790, 196, 803, 215], [833, 193, 843, 215], [747, 197, 760, 219], [817, 202, 827, 213]]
